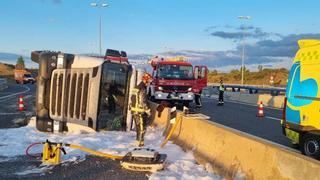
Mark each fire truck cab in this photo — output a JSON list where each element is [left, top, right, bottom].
[[148, 56, 207, 107]]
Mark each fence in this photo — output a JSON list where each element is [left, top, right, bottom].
[[210, 83, 286, 96]]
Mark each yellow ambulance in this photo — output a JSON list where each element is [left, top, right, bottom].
[[282, 39, 320, 158]]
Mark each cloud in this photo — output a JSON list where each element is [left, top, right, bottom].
[[207, 25, 279, 41], [245, 33, 320, 58], [128, 33, 320, 72]]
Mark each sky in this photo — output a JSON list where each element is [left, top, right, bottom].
[[1, 0, 320, 71]]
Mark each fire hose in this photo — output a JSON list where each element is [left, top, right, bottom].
[[160, 113, 183, 148], [25, 139, 166, 172]]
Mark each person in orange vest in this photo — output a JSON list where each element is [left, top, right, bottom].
[[130, 73, 151, 147]]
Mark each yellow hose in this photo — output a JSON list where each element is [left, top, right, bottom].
[[160, 113, 182, 148], [68, 144, 124, 160]]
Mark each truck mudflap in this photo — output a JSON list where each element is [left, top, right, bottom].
[[284, 127, 300, 144]]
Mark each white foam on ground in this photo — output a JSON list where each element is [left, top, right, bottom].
[[0, 117, 221, 179]]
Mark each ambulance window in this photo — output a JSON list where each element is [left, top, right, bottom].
[[286, 63, 300, 98]]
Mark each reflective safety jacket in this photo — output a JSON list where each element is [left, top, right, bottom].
[[130, 83, 150, 114], [219, 84, 225, 92]]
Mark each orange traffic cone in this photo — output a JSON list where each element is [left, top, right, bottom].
[[18, 96, 25, 111], [257, 101, 264, 117]]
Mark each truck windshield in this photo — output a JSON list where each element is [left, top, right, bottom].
[[98, 62, 131, 130], [157, 64, 193, 80]]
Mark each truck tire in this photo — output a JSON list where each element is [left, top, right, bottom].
[[301, 133, 320, 159]]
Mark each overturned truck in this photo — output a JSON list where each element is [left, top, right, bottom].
[[31, 50, 143, 132]]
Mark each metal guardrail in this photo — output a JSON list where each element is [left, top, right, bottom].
[[0, 78, 8, 91], [209, 83, 286, 96]]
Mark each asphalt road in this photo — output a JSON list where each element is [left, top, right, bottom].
[[199, 93, 292, 148], [0, 83, 147, 180], [0, 83, 36, 128]]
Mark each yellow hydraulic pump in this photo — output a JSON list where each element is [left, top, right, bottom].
[[42, 140, 66, 165]]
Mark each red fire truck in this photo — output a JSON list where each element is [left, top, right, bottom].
[[147, 56, 207, 107]]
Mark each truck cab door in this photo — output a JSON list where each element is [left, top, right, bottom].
[[194, 66, 208, 92]]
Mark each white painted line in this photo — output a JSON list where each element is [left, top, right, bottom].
[[0, 112, 20, 115], [202, 96, 282, 111], [0, 86, 30, 101], [202, 98, 283, 121], [266, 116, 282, 121]]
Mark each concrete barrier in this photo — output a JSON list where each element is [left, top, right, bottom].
[[149, 103, 320, 179], [225, 92, 285, 109]]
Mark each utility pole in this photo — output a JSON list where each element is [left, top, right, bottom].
[[238, 16, 251, 85]]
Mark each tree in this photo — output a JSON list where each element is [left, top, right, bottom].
[[16, 56, 25, 70]]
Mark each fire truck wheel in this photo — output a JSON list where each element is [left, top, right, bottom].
[[301, 133, 320, 159]]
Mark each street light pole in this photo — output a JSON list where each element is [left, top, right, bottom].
[[238, 16, 251, 85], [99, 15, 102, 56], [90, 2, 109, 56]]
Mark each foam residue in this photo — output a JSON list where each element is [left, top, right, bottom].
[[0, 117, 221, 179]]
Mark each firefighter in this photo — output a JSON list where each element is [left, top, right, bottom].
[[130, 73, 151, 147], [218, 80, 225, 106]]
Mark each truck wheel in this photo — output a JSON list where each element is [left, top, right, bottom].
[[301, 133, 320, 159]]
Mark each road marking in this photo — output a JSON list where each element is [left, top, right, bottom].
[[265, 116, 282, 121], [202, 96, 282, 111], [202, 96, 283, 121], [0, 112, 21, 115], [0, 86, 30, 101]]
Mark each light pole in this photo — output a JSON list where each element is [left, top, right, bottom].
[[238, 16, 251, 85], [90, 2, 109, 56]]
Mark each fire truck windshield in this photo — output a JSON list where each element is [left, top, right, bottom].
[[157, 64, 193, 80]]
